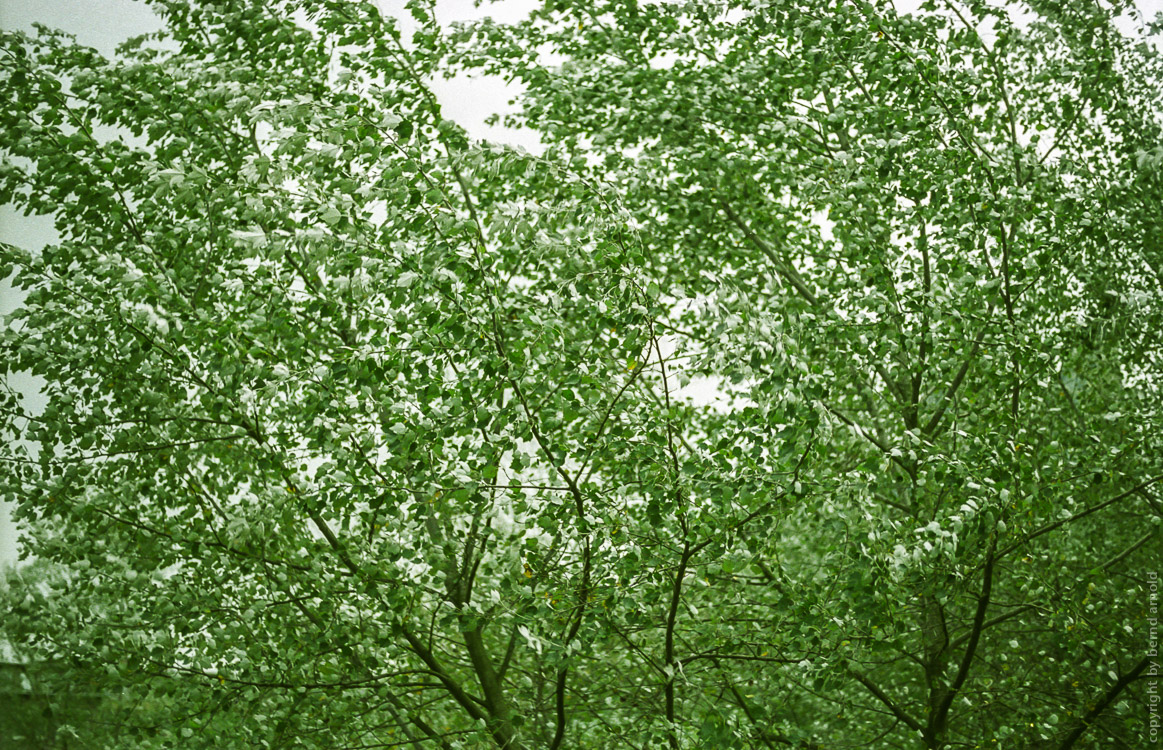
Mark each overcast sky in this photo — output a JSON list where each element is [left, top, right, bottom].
[[0, 0, 170, 564], [0, 0, 537, 564], [1, 0, 1160, 564]]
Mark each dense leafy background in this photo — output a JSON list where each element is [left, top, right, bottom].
[[1, 0, 1161, 748]]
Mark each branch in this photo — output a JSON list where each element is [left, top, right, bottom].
[[928, 540, 995, 742], [922, 323, 989, 436], [948, 604, 1035, 652], [719, 201, 819, 306], [258, 558, 452, 750], [549, 537, 592, 750], [996, 475, 1163, 560], [848, 669, 926, 735], [579, 346, 651, 485], [1054, 657, 1152, 750], [664, 543, 694, 750], [1097, 528, 1158, 574], [280, 473, 494, 747], [399, 625, 489, 726], [709, 655, 779, 749]]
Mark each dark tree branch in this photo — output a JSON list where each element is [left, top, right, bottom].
[[922, 324, 990, 437], [1053, 656, 1152, 750], [719, 201, 819, 307], [927, 539, 996, 746], [848, 669, 925, 735], [996, 475, 1163, 560], [664, 543, 694, 749]]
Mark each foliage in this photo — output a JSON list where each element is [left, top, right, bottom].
[[1, 0, 1161, 748]]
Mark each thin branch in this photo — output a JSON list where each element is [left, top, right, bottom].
[[922, 323, 990, 436], [848, 669, 925, 734], [1054, 657, 1152, 750], [719, 201, 819, 306], [1097, 528, 1158, 573], [996, 475, 1163, 560], [663, 543, 694, 750], [948, 604, 1034, 652], [928, 539, 996, 742]]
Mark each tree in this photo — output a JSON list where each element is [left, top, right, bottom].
[[1, 0, 1161, 747]]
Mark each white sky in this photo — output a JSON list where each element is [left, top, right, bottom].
[[0, 0, 541, 563], [1, 0, 1161, 563]]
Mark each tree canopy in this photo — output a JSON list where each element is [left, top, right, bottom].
[[1, 0, 1161, 748]]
